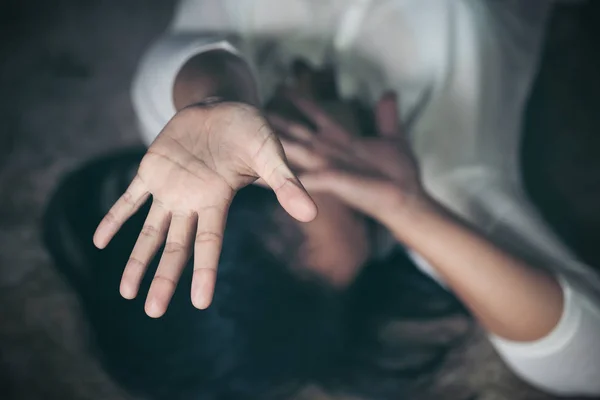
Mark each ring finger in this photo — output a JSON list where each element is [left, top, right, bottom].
[[145, 212, 196, 317], [120, 201, 170, 300]]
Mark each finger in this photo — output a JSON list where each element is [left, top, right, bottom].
[[271, 122, 353, 174], [283, 89, 337, 129], [145, 212, 196, 318], [285, 89, 354, 145], [120, 202, 170, 300], [268, 113, 315, 142], [299, 170, 387, 217], [280, 138, 328, 171], [93, 174, 149, 249], [291, 58, 317, 99], [191, 205, 228, 310], [376, 91, 402, 139], [252, 135, 318, 223]]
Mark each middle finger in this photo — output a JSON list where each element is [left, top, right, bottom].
[[268, 113, 314, 143], [283, 89, 354, 145], [145, 212, 196, 317], [280, 138, 328, 171], [120, 201, 169, 300]]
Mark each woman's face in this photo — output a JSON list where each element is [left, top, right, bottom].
[[297, 192, 371, 287], [273, 100, 373, 287]]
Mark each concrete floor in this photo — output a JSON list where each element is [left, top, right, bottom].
[[0, 1, 597, 399]]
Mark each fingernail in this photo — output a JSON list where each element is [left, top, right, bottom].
[[120, 281, 136, 300], [192, 284, 208, 310], [289, 193, 318, 222], [93, 231, 107, 249], [192, 270, 216, 310], [145, 297, 162, 318]]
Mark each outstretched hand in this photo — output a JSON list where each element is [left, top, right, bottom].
[[93, 101, 317, 317]]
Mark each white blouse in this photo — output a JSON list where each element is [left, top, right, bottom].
[[131, 0, 600, 396]]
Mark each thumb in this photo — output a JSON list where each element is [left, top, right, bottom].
[[262, 162, 318, 223], [376, 91, 401, 139], [299, 170, 387, 218], [249, 121, 318, 223]]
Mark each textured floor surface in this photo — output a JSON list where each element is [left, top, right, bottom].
[[0, 1, 598, 399]]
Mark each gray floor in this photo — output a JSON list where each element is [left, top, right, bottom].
[[0, 2, 595, 399]]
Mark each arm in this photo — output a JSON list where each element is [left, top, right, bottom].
[[131, 35, 259, 145], [276, 91, 600, 396], [172, 49, 259, 111], [419, 173, 600, 396], [385, 195, 564, 342], [385, 172, 600, 397], [131, 0, 259, 144], [273, 91, 563, 341]]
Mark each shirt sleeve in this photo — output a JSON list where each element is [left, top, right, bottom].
[[131, 0, 249, 145], [491, 277, 600, 397], [426, 167, 600, 396]]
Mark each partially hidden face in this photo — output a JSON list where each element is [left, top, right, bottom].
[[266, 96, 374, 288]]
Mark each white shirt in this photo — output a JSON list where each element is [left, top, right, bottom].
[[131, 0, 600, 396]]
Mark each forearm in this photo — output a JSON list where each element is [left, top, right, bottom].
[[387, 197, 564, 342], [173, 49, 259, 110]]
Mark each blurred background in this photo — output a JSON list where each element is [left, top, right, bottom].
[[0, 1, 599, 399]]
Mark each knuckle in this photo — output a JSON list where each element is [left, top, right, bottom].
[[103, 210, 118, 225], [126, 257, 146, 271], [163, 241, 186, 254], [140, 224, 159, 238], [195, 231, 222, 244], [199, 204, 227, 215], [152, 275, 177, 289], [121, 191, 134, 205]]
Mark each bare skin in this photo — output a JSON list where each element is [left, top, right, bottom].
[[95, 51, 563, 343], [274, 91, 563, 342], [94, 51, 317, 317]]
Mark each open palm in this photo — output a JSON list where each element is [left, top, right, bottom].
[[93, 102, 317, 317]]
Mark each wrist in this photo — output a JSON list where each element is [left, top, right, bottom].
[[382, 190, 446, 244], [173, 50, 259, 110]]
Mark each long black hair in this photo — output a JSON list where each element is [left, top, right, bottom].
[[44, 148, 469, 400]]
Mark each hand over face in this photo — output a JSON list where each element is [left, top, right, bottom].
[[270, 90, 426, 224], [93, 101, 317, 317]]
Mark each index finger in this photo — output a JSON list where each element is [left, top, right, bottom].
[[283, 88, 353, 145], [283, 88, 333, 127], [376, 91, 402, 139], [93, 174, 149, 249]]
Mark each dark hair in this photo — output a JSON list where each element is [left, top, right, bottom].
[[45, 154, 468, 400], [52, 177, 349, 400], [46, 70, 470, 397]]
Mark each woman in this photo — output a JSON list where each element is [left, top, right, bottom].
[[274, 88, 600, 397], [92, 0, 600, 396], [45, 94, 468, 400]]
